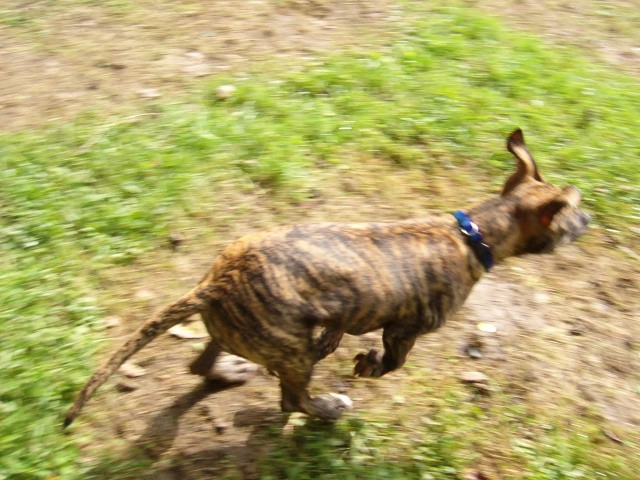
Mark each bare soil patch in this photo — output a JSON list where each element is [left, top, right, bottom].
[[477, 0, 640, 76], [0, 0, 397, 130]]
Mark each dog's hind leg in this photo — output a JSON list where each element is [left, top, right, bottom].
[[189, 338, 221, 376], [189, 308, 222, 376], [189, 310, 257, 383]]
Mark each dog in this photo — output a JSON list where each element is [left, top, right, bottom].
[[64, 129, 590, 426]]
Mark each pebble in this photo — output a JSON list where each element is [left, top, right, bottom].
[[118, 362, 147, 378], [460, 371, 489, 383], [168, 232, 184, 249], [134, 288, 154, 300], [138, 88, 161, 99], [103, 315, 122, 328], [471, 383, 492, 394], [465, 346, 483, 359], [216, 84, 236, 100], [116, 380, 138, 392], [215, 422, 228, 435], [183, 63, 211, 77]]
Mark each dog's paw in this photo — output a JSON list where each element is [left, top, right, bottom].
[[205, 354, 258, 384], [308, 393, 352, 420], [353, 349, 384, 378], [327, 393, 353, 409]]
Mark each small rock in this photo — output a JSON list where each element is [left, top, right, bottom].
[[460, 371, 489, 384], [169, 232, 184, 249], [215, 84, 236, 100], [186, 51, 205, 60], [591, 301, 610, 313], [534, 291, 550, 304], [138, 88, 161, 99], [116, 380, 138, 392], [183, 63, 212, 77], [215, 422, 228, 435], [119, 362, 147, 378], [103, 315, 122, 328], [134, 288, 154, 301], [465, 346, 483, 359], [471, 383, 492, 394]]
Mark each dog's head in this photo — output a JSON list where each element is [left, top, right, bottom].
[[501, 129, 591, 255]]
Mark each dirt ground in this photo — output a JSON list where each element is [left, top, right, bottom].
[[2, 0, 639, 478], [0, 0, 398, 131]]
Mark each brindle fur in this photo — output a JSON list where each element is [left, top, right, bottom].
[[64, 129, 590, 426]]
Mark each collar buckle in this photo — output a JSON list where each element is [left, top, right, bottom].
[[453, 210, 494, 271], [459, 220, 480, 238]]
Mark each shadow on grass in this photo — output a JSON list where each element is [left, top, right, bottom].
[[84, 380, 247, 479], [83, 379, 396, 480]]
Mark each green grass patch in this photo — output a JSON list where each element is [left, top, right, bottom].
[[1, 2, 639, 478], [245, 386, 637, 480]]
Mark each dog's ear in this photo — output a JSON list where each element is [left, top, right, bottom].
[[538, 198, 566, 228], [537, 186, 581, 228], [502, 129, 543, 196]]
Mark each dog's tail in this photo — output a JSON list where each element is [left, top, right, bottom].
[[63, 285, 209, 428]]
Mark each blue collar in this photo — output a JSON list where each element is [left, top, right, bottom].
[[453, 210, 493, 271]]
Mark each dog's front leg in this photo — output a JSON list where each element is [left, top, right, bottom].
[[313, 328, 344, 363], [354, 326, 417, 378]]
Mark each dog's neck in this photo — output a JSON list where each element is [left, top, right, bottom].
[[453, 210, 493, 271], [465, 196, 520, 265]]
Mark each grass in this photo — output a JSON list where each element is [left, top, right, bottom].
[[1, 1, 639, 478], [251, 393, 634, 480]]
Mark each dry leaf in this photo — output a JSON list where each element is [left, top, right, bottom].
[[168, 322, 208, 339], [477, 322, 497, 333], [118, 362, 146, 378], [460, 371, 489, 383], [103, 315, 121, 328]]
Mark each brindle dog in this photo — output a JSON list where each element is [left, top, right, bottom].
[[64, 129, 590, 427]]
